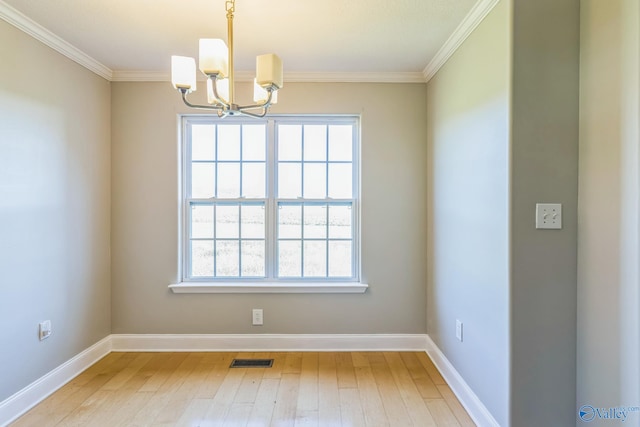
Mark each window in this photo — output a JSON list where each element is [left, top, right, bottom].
[[181, 115, 360, 284]]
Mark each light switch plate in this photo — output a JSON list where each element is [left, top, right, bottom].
[[536, 203, 562, 229]]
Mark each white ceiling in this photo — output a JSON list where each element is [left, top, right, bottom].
[[2, 0, 483, 81]]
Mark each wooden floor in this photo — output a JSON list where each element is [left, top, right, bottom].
[[12, 352, 475, 427]]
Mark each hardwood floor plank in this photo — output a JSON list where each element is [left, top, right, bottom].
[[152, 353, 215, 425], [354, 365, 388, 426], [426, 398, 462, 427], [436, 384, 476, 427], [128, 353, 201, 426], [12, 372, 116, 427], [338, 388, 366, 427], [296, 352, 319, 412], [200, 364, 246, 426], [86, 358, 162, 427], [195, 352, 236, 399], [384, 352, 437, 427], [246, 378, 279, 427], [55, 389, 113, 426], [416, 352, 447, 385], [114, 393, 158, 427], [100, 353, 154, 391], [317, 353, 341, 426], [174, 398, 213, 427], [282, 352, 303, 375], [295, 352, 319, 426], [223, 402, 253, 426], [262, 352, 286, 380], [335, 352, 357, 389], [400, 352, 442, 399], [233, 367, 265, 404], [136, 352, 190, 393], [366, 352, 413, 426], [270, 373, 300, 427], [350, 351, 370, 368]]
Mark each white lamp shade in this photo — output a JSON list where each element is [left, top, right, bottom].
[[199, 39, 228, 77], [207, 78, 229, 104], [256, 54, 283, 89], [253, 79, 278, 104], [171, 56, 197, 91]]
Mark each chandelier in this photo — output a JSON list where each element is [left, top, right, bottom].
[[170, 0, 283, 118]]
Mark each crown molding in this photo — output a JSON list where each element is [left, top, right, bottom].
[[0, 0, 113, 80], [111, 70, 259, 83], [284, 72, 427, 84], [423, 0, 500, 82], [111, 70, 427, 84], [110, 71, 168, 82]]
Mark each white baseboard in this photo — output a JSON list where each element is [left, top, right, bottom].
[[110, 333, 430, 352], [1, 333, 498, 427], [0, 336, 112, 427], [424, 335, 500, 427]]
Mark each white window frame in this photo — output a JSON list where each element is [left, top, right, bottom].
[[170, 114, 367, 293]]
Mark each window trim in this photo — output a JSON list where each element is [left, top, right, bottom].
[[170, 114, 367, 293]]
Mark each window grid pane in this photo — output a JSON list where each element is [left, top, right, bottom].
[[276, 202, 353, 278], [189, 201, 266, 278]]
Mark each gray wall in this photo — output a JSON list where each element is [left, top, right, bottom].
[[0, 20, 112, 402], [510, 0, 580, 425], [428, 0, 580, 425], [111, 82, 429, 334], [427, 1, 511, 425], [577, 0, 640, 423]]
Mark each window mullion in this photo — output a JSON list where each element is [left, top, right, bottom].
[[301, 204, 305, 277], [238, 204, 242, 277], [213, 204, 217, 277], [267, 119, 277, 279], [183, 121, 192, 281], [325, 202, 330, 277], [324, 125, 330, 277]]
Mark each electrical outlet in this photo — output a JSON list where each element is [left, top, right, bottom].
[[535, 203, 562, 229], [456, 319, 463, 342], [39, 320, 52, 341], [252, 309, 263, 326]]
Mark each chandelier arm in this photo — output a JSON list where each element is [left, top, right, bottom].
[[236, 88, 274, 111], [236, 100, 271, 111], [180, 90, 225, 111], [208, 76, 231, 107], [236, 108, 268, 118], [236, 104, 270, 113]]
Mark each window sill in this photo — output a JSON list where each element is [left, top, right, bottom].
[[169, 281, 368, 294]]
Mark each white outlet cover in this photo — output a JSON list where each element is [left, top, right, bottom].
[[252, 309, 263, 326], [39, 320, 52, 340], [536, 203, 562, 229]]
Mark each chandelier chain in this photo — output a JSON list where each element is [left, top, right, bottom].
[[226, 0, 235, 16]]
